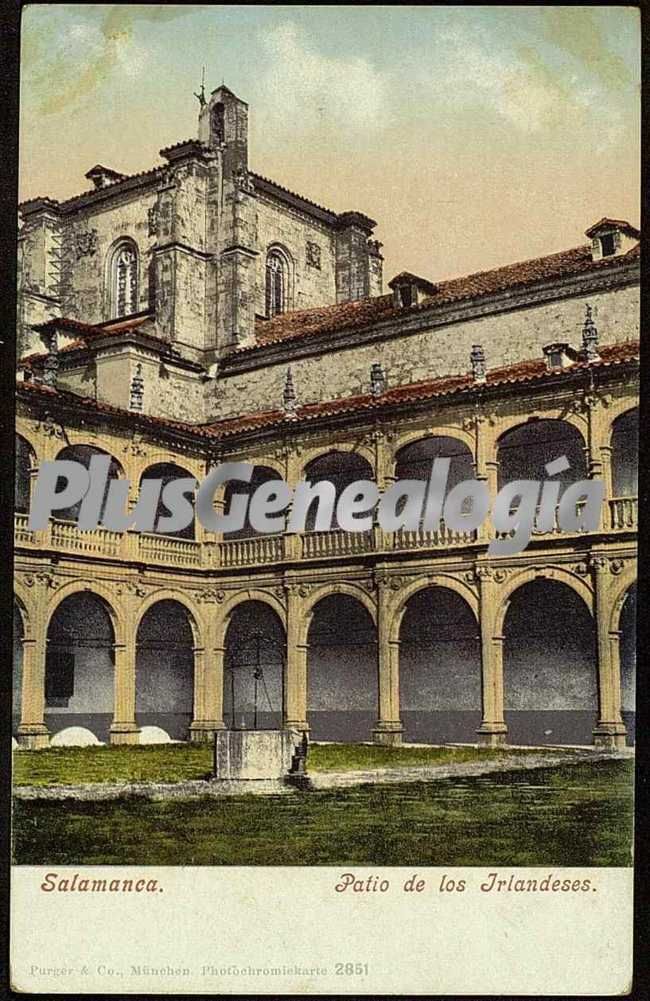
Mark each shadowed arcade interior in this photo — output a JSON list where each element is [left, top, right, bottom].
[[223, 601, 285, 729], [136, 599, 195, 740], [307, 594, 377, 741], [503, 579, 597, 746], [399, 587, 481, 743], [44, 591, 115, 743]]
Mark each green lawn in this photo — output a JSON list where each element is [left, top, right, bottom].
[[12, 760, 633, 866], [13, 742, 552, 787]]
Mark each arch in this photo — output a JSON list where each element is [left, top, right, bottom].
[[609, 568, 638, 634], [134, 589, 202, 646], [223, 464, 286, 540], [496, 410, 588, 444], [15, 434, 36, 514], [389, 575, 478, 644], [618, 582, 636, 743], [398, 584, 481, 743], [392, 425, 475, 457], [497, 418, 588, 488], [139, 461, 196, 539], [502, 577, 598, 745], [306, 591, 378, 741], [299, 443, 375, 478], [495, 566, 593, 634], [107, 237, 139, 319], [610, 407, 638, 497], [46, 580, 124, 645], [136, 599, 196, 740], [300, 581, 377, 643], [300, 449, 376, 532], [14, 421, 41, 460], [54, 443, 124, 523], [13, 599, 25, 728], [13, 583, 35, 640], [223, 600, 286, 729], [265, 245, 293, 317], [219, 588, 287, 629], [45, 589, 117, 743]]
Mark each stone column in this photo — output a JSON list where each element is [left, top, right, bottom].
[[283, 586, 309, 732], [17, 628, 50, 749], [109, 642, 140, 744], [372, 576, 403, 745], [476, 570, 508, 746], [190, 642, 226, 741], [591, 558, 627, 749]]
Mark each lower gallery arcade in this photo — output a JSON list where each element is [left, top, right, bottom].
[[13, 565, 636, 750]]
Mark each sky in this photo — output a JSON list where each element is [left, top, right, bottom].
[[19, 4, 640, 282]]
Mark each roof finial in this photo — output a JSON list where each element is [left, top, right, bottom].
[[582, 304, 600, 363], [470, 344, 487, 384], [283, 366, 298, 418], [194, 66, 206, 108], [370, 362, 386, 396]]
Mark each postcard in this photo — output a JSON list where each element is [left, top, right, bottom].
[[10, 4, 638, 995]]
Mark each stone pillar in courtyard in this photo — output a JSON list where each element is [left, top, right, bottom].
[[591, 556, 627, 749], [372, 574, 404, 745], [475, 568, 508, 747], [283, 585, 309, 732]]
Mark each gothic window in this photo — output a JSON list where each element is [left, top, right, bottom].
[[212, 102, 225, 144], [111, 241, 139, 318], [266, 251, 287, 318]]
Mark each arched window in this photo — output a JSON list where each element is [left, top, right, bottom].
[[265, 250, 288, 318], [110, 241, 139, 318]]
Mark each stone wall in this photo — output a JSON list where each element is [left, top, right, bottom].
[[254, 195, 337, 315], [211, 283, 640, 419]]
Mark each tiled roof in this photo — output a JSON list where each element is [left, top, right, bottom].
[[17, 340, 638, 444], [20, 315, 165, 368], [585, 217, 641, 238], [249, 242, 640, 352]]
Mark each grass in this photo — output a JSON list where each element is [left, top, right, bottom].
[[13, 741, 559, 787], [12, 760, 633, 866]]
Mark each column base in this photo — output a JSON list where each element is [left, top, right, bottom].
[[592, 722, 627, 750], [16, 724, 50, 750], [372, 722, 404, 747], [283, 720, 310, 734], [476, 722, 508, 747], [189, 721, 226, 743], [109, 722, 141, 746]]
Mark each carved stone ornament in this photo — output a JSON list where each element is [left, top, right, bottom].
[[147, 204, 158, 237], [75, 229, 98, 259], [116, 581, 148, 598], [24, 571, 57, 589], [306, 242, 322, 269], [36, 414, 65, 439], [375, 573, 410, 591], [197, 588, 225, 604]]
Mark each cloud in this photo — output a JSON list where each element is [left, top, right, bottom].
[[428, 26, 631, 138], [22, 6, 190, 115], [257, 22, 388, 138]]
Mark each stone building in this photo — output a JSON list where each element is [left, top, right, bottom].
[[14, 86, 638, 750]]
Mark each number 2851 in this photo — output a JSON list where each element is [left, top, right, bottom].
[[335, 962, 369, 976]]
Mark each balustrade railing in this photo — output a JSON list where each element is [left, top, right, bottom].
[[300, 529, 375, 560], [15, 496, 638, 569], [138, 533, 201, 567], [609, 496, 638, 531], [393, 523, 475, 551], [219, 534, 285, 568]]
